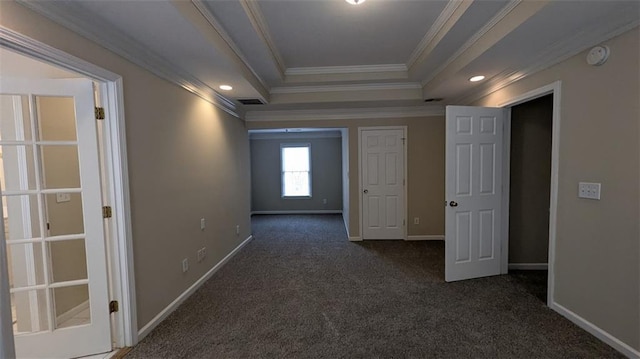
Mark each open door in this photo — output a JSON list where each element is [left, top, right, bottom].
[[445, 106, 506, 282], [1, 78, 112, 358]]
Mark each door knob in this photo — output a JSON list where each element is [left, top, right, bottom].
[[449, 201, 458, 207], [363, 189, 369, 193]]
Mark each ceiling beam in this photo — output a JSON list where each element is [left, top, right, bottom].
[[422, 0, 549, 96], [407, 0, 474, 74], [170, 0, 271, 102]]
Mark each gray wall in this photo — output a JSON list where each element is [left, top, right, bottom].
[[509, 94, 552, 264], [250, 135, 343, 212]]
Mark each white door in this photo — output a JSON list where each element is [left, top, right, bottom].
[[361, 128, 405, 240], [0, 78, 111, 358], [445, 106, 505, 282]]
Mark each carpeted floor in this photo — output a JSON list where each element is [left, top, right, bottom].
[[126, 214, 622, 358]]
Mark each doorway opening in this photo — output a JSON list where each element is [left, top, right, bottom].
[[506, 94, 553, 303]]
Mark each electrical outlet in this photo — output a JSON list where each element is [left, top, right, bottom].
[[578, 182, 601, 200], [323, 198, 327, 205], [201, 247, 206, 260], [182, 258, 189, 272], [236, 225, 240, 236], [413, 217, 420, 225], [200, 218, 206, 230]]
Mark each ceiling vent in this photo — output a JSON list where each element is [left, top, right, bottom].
[[238, 99, 265, 105]]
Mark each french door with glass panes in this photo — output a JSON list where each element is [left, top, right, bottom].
[[0, 78, 111, 358]]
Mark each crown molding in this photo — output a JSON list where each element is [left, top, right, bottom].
[[239, 0, 287, 79], [16, 0, 239, 118], [245, 106, 444, 122], [421, 0, 523, 87], [407, 0, 473, 70], [271, 82, 422, 94], [455, 18, 640, 105]]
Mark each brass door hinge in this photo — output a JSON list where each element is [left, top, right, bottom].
[[102, 206, 112, 218], [95, 107, 105, 120], [109, 300, 119, 313]]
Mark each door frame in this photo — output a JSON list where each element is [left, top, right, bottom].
[[497, 81, 561, 306], [0, 27, 138, 351], [357, 126, 408, 241]]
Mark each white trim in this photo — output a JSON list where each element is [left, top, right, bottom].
[[0, 28, 138, 348], [137, 235, 254, 340], [508, 263, 548, 270], [14, 1, 239, 118], [245, 106, 444, 122], [271, 83, 422, 94], [358, 126, 408, 241], [498, 81, 561, 309], [348, 236, 362, 242], [55, 300, 89, 326], [285, 64, 407, 76], [550, 302, 640, 359], [0, 195, 16, 358], [500, 110, 512, 275], [406, 235, 445, 241], [251, 210, 342, 215]]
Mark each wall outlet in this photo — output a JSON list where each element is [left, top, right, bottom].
[[182, 258, 189, 272], [413, 217, 420, 225], [578, 182, 601, 200], [200, 218, 206, 230], [197, 247, 206, 262], [323, 198, 328, 205], [236, 225, 240, 236]]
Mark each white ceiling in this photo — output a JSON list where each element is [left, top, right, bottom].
[[16, 0, 640, 119]]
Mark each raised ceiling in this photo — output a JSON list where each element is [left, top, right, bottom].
[[15, 0, 640, 119]]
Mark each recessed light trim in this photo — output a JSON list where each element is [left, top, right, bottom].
[[469, 75, 485, 82], [345, 0, 366, 4], [219, 85, 233, 91]]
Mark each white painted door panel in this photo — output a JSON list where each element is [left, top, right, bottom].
[[361, 129, 405, 240], [1, 78, 111, 358], [445, 106, 505, 282]]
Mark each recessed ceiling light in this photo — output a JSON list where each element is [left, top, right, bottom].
[[345, 0, 366, 4], [469, 75, 485, 82], [219, 85, 233, 91]]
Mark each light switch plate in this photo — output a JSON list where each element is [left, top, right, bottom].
[[578, 182, 601, 200]]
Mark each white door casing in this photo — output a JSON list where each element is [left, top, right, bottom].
[[445, 106, 506, 282], [1, 78, 112, 358], [360, 128, 406, 240]]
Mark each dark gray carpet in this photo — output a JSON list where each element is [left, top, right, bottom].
[[126, 214, 622, 358]]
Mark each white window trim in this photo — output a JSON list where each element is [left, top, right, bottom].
[[280, 143, 312, 199]]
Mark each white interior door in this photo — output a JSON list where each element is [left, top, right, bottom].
[[0, 78, 111, 358], [445, 106, 505, 282], [361, 128, 405, 240]]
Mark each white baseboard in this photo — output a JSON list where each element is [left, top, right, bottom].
[[137, 235, 254, 340], [508, 263, 549, 270], [348, 236, 362, 242], [56, 299, 89, 324], [251, 210, 342, 215], [406, 235, 445, 241], [550, 302, 640, 358]]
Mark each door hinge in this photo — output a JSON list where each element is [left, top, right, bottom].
[[401, 137, 406, 145], [102, 206, 112, 218], [109, 300, 119, 313], [403, 219, 406, 226], [95, 107, 105, 120]]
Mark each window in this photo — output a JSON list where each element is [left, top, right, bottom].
[[281, 144, 311, 197]]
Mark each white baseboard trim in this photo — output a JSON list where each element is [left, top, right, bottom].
[[137, 235, 254, 340], [349, 236, 362, 242], [56, 299, 89, 324], [406, 235, 445, 241], [550, 302, 640, 358], [251, 210, 342, 215], [508, 263, 549, 270]]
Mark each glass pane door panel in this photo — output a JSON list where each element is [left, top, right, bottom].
[[11, 290, 49, 334], [40, 145, 80, 189], [35, 96, 77, 141], [7, 242, 45, 289], [0, 145, 37, 191], [0, 94, 32, 141], [2, 195, 41, 240], [44, 193, 84, 236], [53, 285, 90, 329], [49, 239, 88, 283]]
